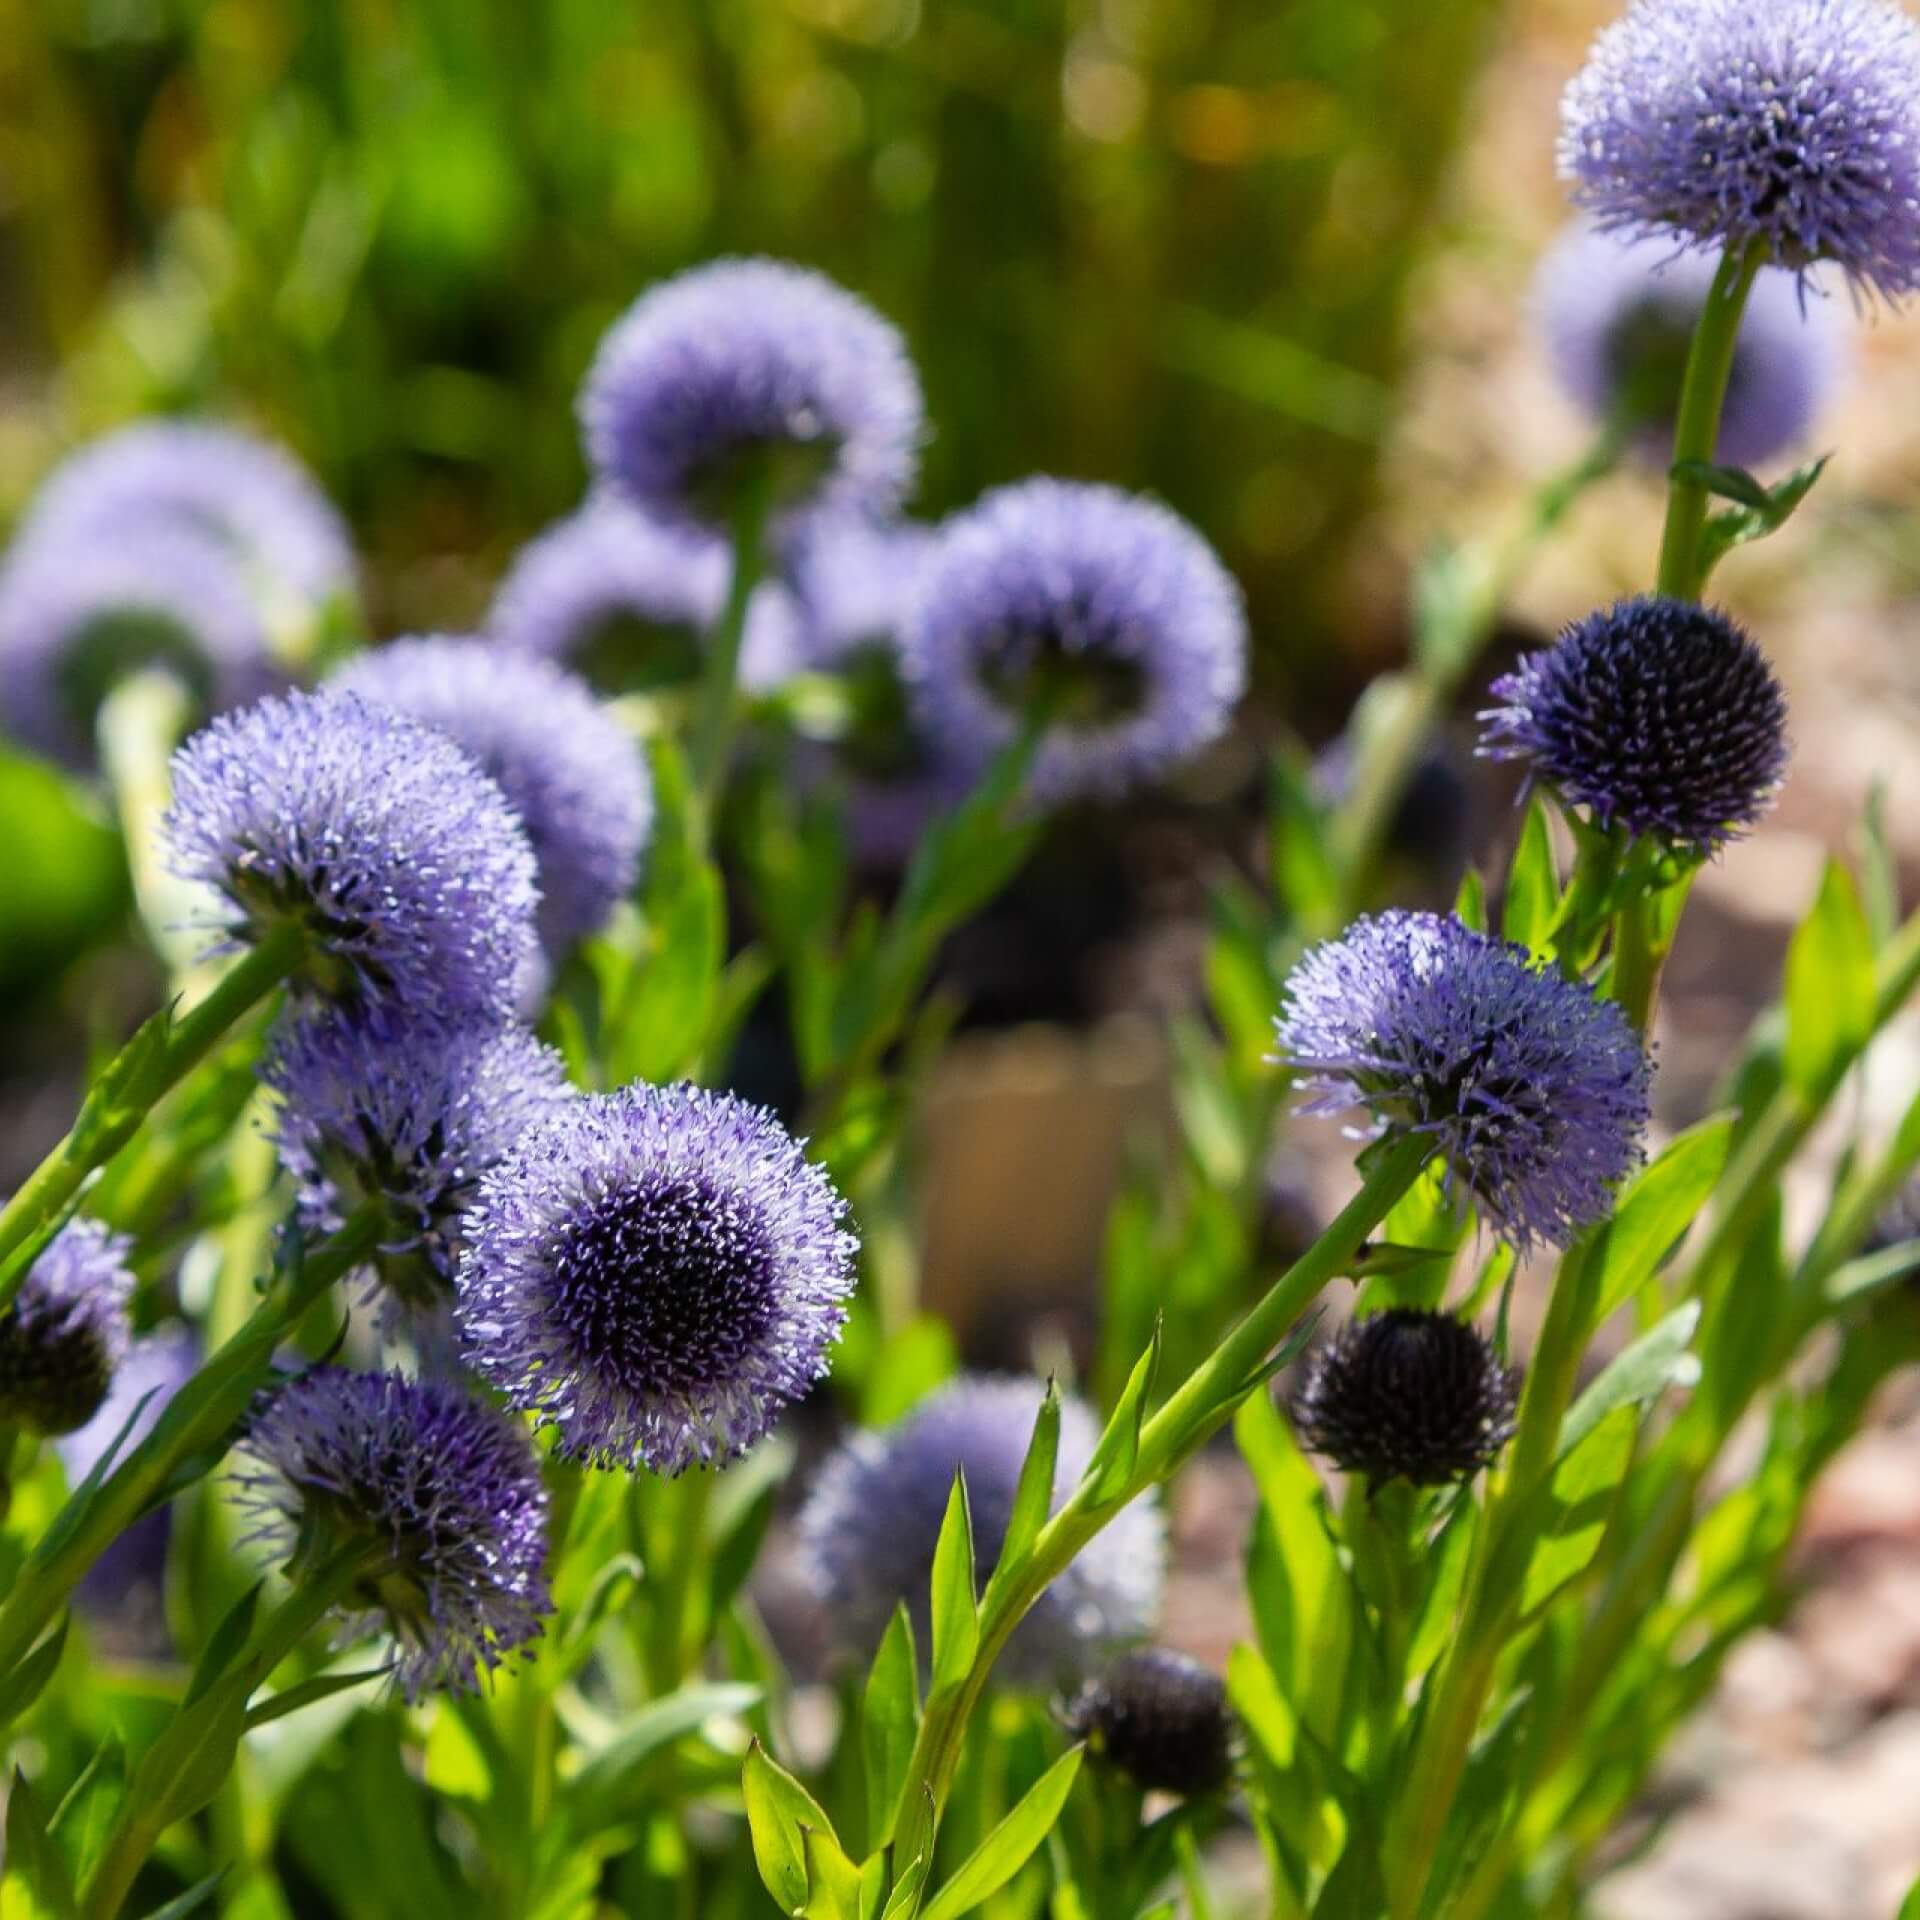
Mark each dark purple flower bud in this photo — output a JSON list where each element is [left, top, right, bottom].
[[0, 1218, 134, 1435], [795, 1374, 1165, 1688], [1066, 1647, 1236, 1796], [1274, 912, 1651, 1253], [233, 1366, 551, 1699], [455, 1084, 857, 1474]]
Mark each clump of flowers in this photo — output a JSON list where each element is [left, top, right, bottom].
[[902, 479, 1247, 805], [233, 1367, 551, 1699], [330, 636, 653, 959], [1533, 221, 1844, 468], [0, 1218, 134, 1436], [795, 1374, 1166, 1687], [1066, 1647, 1237, 1797], [1293, 1307, 1521, 1488], [163, 688, 540, 1017], [455, 1084, 857, 1474], [580, 259, 924, 533], [1480, 595, 1789, 852], [1559, 0, 1920, 300], [1274, 912, 1651, 1252]]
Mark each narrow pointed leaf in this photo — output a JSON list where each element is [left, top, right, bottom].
[[918, 1745, 1084, 1920], [744, 1739, 838, 1915], [928, 1472, 979, 1693]]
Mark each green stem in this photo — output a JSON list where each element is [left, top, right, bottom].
[[1610, 887, 1662, 1034], [0, 922, 305, 1306], [96, 668, 200, 978], [0, 1206, 381, 1689], [889, 1134, 1433, 1869], [1653, 244, 1766, 601], [645, 1468, 714, 1689], [687, 478, 775, 829]]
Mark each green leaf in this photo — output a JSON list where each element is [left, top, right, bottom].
[[1590, 1115, 1736, 1323], [880, 1845, 930, 1920], [1267, 751, 1339, 931], [4, 1769, 79, 1919], [124, 1675, 252, 1838], [1453, 864, 1488, 934], [1559, 1303, 1702, 1459], [49, 1732, 125, 1890], [1784, 859, 1874, 1097], [1518, 1405, 1637, 1616], [1688, 454, 1830, 577], [801, 1825, 864, 1920], [1826, 1237, 1920, 1307], [1082, 1319, 1161, 1505], [744, 1739, 837, 1916], [1899, 1872, 1920, 1920], [928, 1473, 979, 1694], [918, 1745, 1084, 1920], [244, 1666, 389, 1730], [568, 1684, 762, 1833], [184, 1581, 263, 1707], [994, 1384, 1060, 1584], [0, 1613, 69, 1730], [1501, 794, 1563, 955], [137, 1872, 228, 1919], [862, 1607, 920, 1849]]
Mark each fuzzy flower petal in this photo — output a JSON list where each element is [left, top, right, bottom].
[[902, 479, 1248, 805], [330, 636, 652, 956], [580, 259, 923, 534], [162, 688, 540, 1019], [1480, 595, 1789, 852], [796, 1374, 1165, 1688], [265, 1012, 575, 1335], [1534, 221, 1845, 468], [1273, 912, 1651, 1253], [234, 1367, 551, 1699], [455, 1084, 857, 1474], [1558, 0, 1920, 299], [0, 1218, 134, 1435], [0, 524, 283, 768]]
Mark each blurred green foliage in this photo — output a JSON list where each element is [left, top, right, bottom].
[[3, 0, 1504, 682]]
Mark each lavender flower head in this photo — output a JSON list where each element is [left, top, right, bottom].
[[580, 259, 923, 533], [265, 1013, 575, 1333], [330, 637, 652, 957], [15, 421, 355, 614], [1480, 595, 1789, 853], [1558, 0, 1920, 300], [0, 523, 281, 768], [0, 1218, 134, 1435], [162, 688, 540, 1018], [456, 1083, 857, 1474], [902, 480, 1248, 805], [1534, 222, 1844, 468], [234, 1367, 550, 1699], [1274, 912, 1651, 1253], [488, 495, 804, 695], [796, 1374, 1165, 1687]]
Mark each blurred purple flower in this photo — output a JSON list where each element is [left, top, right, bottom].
[[0, 1217, 134, 1436]]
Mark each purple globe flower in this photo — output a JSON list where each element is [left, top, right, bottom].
[[579, 259, 923, 534], [0, 1218, 134, 1436], [487, 495, 806, 695], [1274, 912, 1651, 1253], [264, 1012, 575, 1334], [902, 480, 1248, 805], [1558, 0, 1920, 300], [234, 1367, 551, 1699], [1480, 595, 1789, 853], [329, 637, 652, 958], [0, 523, 282, 768], [455, 1084, 857, 1474], [795, 1374, 1165, 1688], [162, 689, 540, 1019], [1534, 221, 1845, 469]]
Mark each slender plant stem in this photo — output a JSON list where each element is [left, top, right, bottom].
[[96, 668, 201, 979], [1653, 243, 1766, 600], [0, 922, 306, 1306], [1610, 887, 1662, 1034], [687, 478, 774, 829], [645, 1468, 714, 1689], [889, 1135, 1433, 1872]]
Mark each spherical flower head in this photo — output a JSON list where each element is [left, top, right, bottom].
[[162, 688, 540, 1019], [1274, 912, 1651, 1253], [579, 259, 924, 534], [234, 1367, 551, 1699], [330, 637, 652, 957], [0, 522, 282, 769], [795, 1374, 1166, 1689], [264, 1012, 575, 1333], [902, 480, 1248, 805], [488, 495, 803, 696], [16, 421, 355, 615], [1293, 1307, 1520, 1488], [1533, 222, 1844, 469], [0, 1218, 134, 1436], [1065, 1648, 1236, 1797], [1480, 595, 1789, 853], [456, 1083, 857, 1474], [1558, 0, 1920, 300]]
